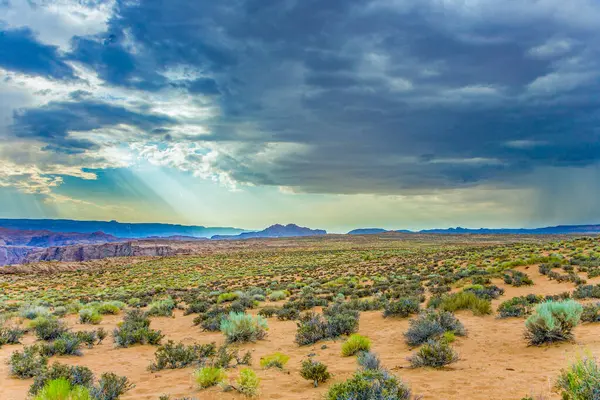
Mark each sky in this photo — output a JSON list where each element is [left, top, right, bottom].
[[1, 0, 600, 233]]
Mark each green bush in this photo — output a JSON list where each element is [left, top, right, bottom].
[[555, 357, 600, 400], [341, 334, 371, 357], [30, 363, 94, 395], [581, 303, 600, 323], [146, 298, 176, 317], [438, 291, 492, 315], [33, 378, 91, 400], [259, 352, 289, 369], [20, 304, 51, 320], [41, 333, 83, 356], [220, 312, 267, 343], [194, 366, 226, 389], [404, 310, 466, 347], [149, 340, 216, 371], [113, 309, 164, 348], [300, 359, 331, 387], [497, 295, 543, 318], [326, 369, 413, 400], [525, 300, 583, 345], [408, 339, 459, 368], [9, 346, 48, 378], [237, 368, 260, 397], [0, 325, 25, 345], [295, 312, 329, 345], [79, 308, 103, 325], [268, 291, 288, 301], [217, 292, 239, 303], [30, 316, 68, 341], [89, 372, 135, 400], [383, 298, 420, 318]]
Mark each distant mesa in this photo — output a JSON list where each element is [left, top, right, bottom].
[[347, 228, 388, 235], [0, 218, 245, 239], [211, 224, 326, 240]]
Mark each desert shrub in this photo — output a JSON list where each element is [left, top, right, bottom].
[[95, 301, 125, 315], [300, 359, 331, 387], [211, 344, 252, 369], [237, 368, 260, 397], [79, 309, 103, 325], [89, 372, 135, 400], [127, 298, 142, 308], [257, 306, 279, 318], [555, 357, 600, 400], [53, 307, 68, 318], [408, 339, 459, 368], [503, 270, 534, 287], [194, 366, 226, 389], [295, 312, 329, 345], [462, 284, 504, 300], [183, 301, 209, 316], [525, 300, 583, 345], [276, 307, 300, 321], [383, 298, 420, 318], [20, 304, 51, 320], [269, 291, 288, 301], [341, 334, 371, 357], [573, 284, 600, 300], [581, 303, 600, 323], [0, 325, 25, 345], [149, 340, 217, 371], [32, 378, 91, 400], [497, 295, 543, 318], [220, 312, 267, 343], [9, 346, 48, 378], [113, 309, 163, 348], [217, 292, 239, 303], [146, 298, 176, 317], [326, 369, 413, 400], [438, 291, 492, 315], [260, 352, 289, 369], [42, 333, 83, 356], [404, 310, 465, 347], [442, 331, 456, 343], [30, 316, 68, 341], [194, 306, 227, 331], [30, 363, 94, 395], [357, 351, 381, 371], [326, 309, 359, 337]]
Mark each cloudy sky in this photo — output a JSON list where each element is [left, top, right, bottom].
[[1, 0, 599, 232]]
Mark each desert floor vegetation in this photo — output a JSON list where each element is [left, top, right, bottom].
[[2, 234, 600, 398]]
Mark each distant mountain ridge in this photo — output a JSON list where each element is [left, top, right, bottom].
[[212, 224, 326, 240], [0, 219, 245, 238], [0, 227, 121, 247], [346, 225, 600, 235]]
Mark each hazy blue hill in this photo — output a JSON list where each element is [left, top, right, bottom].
[[0, 219, 245, 239], [418, 225, 600, 234]]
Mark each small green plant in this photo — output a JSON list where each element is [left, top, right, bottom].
[[300, 359, 331, 387], [0, 325, 25, 345], [79, 308, 103, 325], [259, 352, 290, 369], [237, 368, 260, 397], [439, 291, 492, 315], [149, 340, 216, 371], [194, 366, 226, 389], [113, 309, 164, 348], [268, 291, 288, 301], [555, 357, 600, 400], [525, 300, 582, 345], [217, 292, 239, 303], [30, 316, 68, 341], [408, 339, 459, 368], [220, 312, 267, 343], [341, 334, 371, 357], [146, 298, 176, 317], [30, 363, 94, 395], [33, 378, 91, 400]]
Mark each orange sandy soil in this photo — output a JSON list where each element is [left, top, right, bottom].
[[2, 265, 600, 400]]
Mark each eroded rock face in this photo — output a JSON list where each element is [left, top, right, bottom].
[[0, 242, 191, 266]]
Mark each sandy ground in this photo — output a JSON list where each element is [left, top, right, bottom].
[[2, 265, 600, 400]]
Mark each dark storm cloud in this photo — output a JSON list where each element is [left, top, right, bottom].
[[7, 0, 600, 194], [0, 27, 75, 79], [11, 101, 176, 153]]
